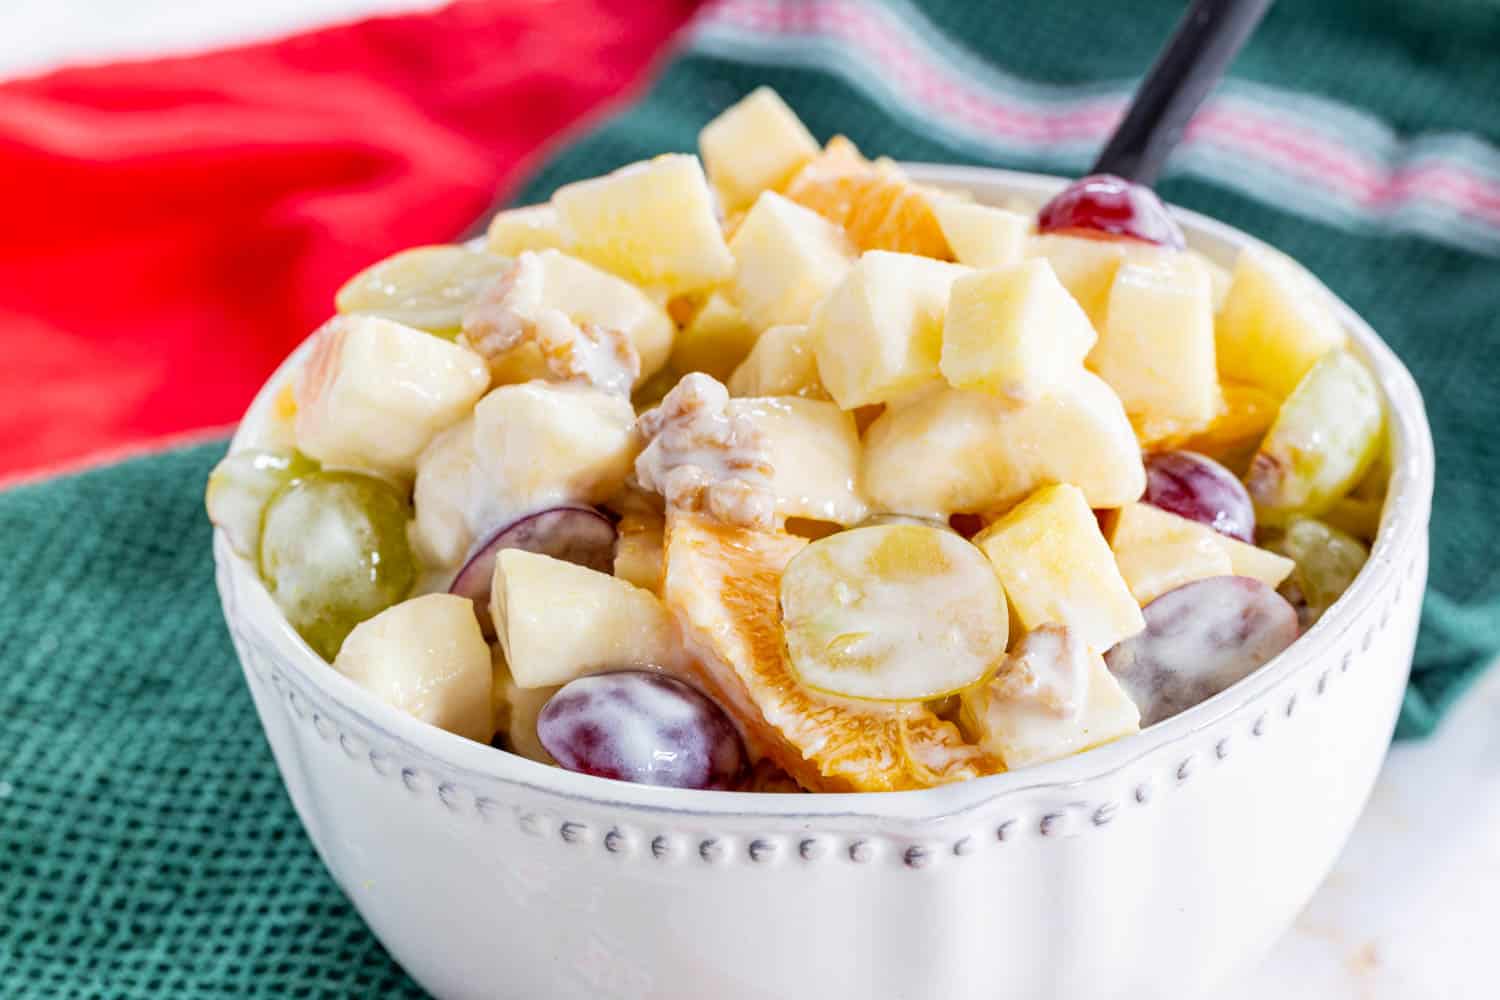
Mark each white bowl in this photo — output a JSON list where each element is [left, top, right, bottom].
[[215, 166, 1434, 1000]]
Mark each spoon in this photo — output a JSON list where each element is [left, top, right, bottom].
[[1038, 0, 1275, 248]]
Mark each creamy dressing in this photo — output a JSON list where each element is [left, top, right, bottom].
[[990, 623, 1090, 721]]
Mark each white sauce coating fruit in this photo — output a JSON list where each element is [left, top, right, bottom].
[[634, 373, 777, 529], [536, 671, 747, 789], [462, 252, 641, 396], [988, 623, 1090, 721], [1105, 575, 1299, 726]]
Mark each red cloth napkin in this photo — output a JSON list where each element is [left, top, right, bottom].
[[0, 0, 697, 481]]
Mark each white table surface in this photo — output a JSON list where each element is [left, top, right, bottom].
[[6, 5, 1496, 997]]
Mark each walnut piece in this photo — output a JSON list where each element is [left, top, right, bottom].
[[634, 373, 776, 530], [988, 623, 1089, 720], [461, 252, 640, 396]]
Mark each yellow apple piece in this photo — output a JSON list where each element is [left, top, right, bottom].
[[491, 650, 556, 764], [295, 314, 490, 480], [730, 396, 868, 525], [940, 259, 1097, 403], [728, 323, 826, 399], [552, 153, 733, 296], [410, 416, 480, 570], [1108, 502, 1293, 597], [1090, 251, 1220, 444], [669, 291, 758, 382], [472, 382, 638, 514], [810, 250, 969, 408], [1216, 245, 1346, 398], [931, 196, 1030, 268], [613, 504, 666, 594], [333, 594, 493, 742], [490, 549, 686, 689], [486, 203, 569, 255], [862, 373, 1146, 516], [729, 191, 855, 332], [1107, 502, 1234, 606], [1027, 233, 1133, 330], [973, 483, 1145, 652], [1219, 535, 1295, 590], [698, 86, 820, 211]]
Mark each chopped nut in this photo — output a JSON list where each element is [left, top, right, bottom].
[[634, 373, 776, 529], [989, 624, 1090, 720], [461, 252, 640, 396]]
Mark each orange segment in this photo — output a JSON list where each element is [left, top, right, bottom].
[[784, 136, 954, 260], [1172, 380, 1280, 474], [664, 510, 1001, 792]]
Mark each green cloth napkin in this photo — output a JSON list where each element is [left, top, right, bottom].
[[5, 1, 1499, 995]]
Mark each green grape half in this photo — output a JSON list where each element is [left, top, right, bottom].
[[335, 245, 511, 337], [1267, 517, 1370, 626], [206, 449, 318, 558], [1246, 350, 1384, 526], [258, 470, 416, 660]]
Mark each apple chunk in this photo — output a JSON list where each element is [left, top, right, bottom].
[[973, 484, 1145, 652], [552, 154, 733, 296], [728, 324, 826, 399], [1108, 503, 1293, 605], [862, 372, 1145, 517], [334, 594, 493, 742], [1107, 502, 1233, 606], [486, 204, 569, 255], [1216, 245, 1346, 398], [940, 259, 1096, 403], [491, 549, 686, 689], [810, 250, 969, 409], [931, 196, 1030, 269], [699, 86, 820, 211], [730, 397, 868, 526], [295, 314, 490, 480], [729, 191, 855, 332], [1090, 251, 1220, 444], [670, 292, 757, 382], [472, 382, 638, 515]]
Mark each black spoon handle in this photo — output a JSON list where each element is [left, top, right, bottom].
[[1092, 0, 1274, 187]]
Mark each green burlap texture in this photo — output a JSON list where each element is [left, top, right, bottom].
[[3, 1, 1497, 995]]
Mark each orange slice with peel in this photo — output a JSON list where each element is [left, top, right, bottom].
[[663, 510, 1002, 792]]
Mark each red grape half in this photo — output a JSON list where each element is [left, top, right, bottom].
[[537, 671, 747, 790]]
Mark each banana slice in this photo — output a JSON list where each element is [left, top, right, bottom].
[[780, 524, 1008, 701], [663, 511, 1001, 792]]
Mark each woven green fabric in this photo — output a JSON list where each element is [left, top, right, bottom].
[[0, 443, 425, 998], [4, 2, 1499, 996]]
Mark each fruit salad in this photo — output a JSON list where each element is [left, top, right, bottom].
[[208, 87, 1389, 794]]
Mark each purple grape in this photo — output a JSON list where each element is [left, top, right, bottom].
[[537, 672, 747, 790], [1105, 576, 1298, 727], [450, 505, 616, 633], [1143, 450, 1256, 543], [1036, 174, 1186, 249]]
